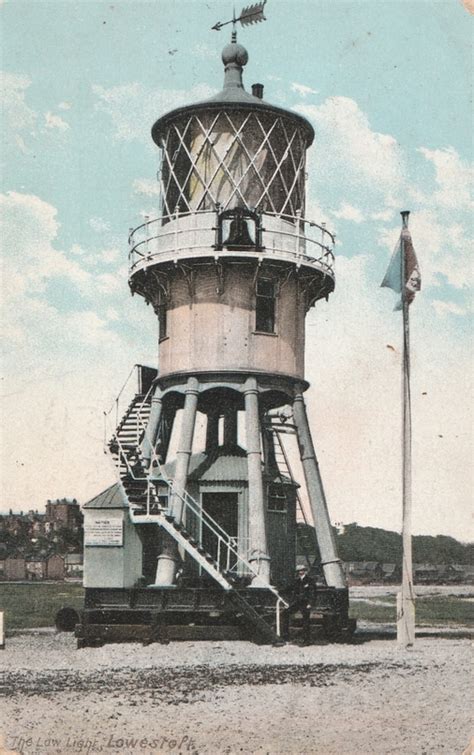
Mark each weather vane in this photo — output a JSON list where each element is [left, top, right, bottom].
[[211, 1, 267, 32]]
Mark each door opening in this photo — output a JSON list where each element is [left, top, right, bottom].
[[201, 492, 239, 572]]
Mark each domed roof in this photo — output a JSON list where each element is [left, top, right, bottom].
[[151, 35, 314, 146]]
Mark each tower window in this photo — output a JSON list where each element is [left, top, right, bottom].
[[255, 279, 276, 333], [158, 302, 167, 340], [268, 484, 287, 512]]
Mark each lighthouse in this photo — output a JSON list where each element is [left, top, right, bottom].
[[78, 29, 352, 646]]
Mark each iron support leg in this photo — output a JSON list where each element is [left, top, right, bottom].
[[292, 391, 346, 589], [141, 387, 163, 467], [155, 377, 199, 586], [205, 408, 219, 454], [224, 407, 238, 446], [244, 377, 270, 585]]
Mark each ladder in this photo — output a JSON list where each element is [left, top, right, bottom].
[[106, 375, 288, 642]]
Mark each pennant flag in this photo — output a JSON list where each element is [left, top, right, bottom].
[[381, 212, 421, 309]]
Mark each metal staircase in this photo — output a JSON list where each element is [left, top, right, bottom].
[[105, 368, 288, 643]]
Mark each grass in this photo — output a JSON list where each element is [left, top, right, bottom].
[[0, 582, 85, 630], [350, 594, 473, 626]]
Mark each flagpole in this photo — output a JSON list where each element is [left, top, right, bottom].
[[397, 210, 415, 647]]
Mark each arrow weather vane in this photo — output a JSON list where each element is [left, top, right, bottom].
[[211, 1, 267, 32]]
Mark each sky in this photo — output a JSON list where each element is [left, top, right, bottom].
[[1, 0, 472, 541]]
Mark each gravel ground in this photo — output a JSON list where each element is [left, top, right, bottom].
[[1, 630, 472, 755]]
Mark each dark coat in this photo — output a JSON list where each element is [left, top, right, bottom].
[[284, 573, 316, 606]]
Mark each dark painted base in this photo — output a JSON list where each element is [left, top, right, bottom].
[[75, 585, 355, 647]]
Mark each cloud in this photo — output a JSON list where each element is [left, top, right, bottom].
[[1, 191, 157, 510], [44, 111, 69, 131], [418, 146, 473, 211], [298, 96, 405, 200], [1, 73, 70, 148], [332, 203, 364, 223], [296, 96, 471, 320], [192, 43, 216, 60], [291, 82, 318, 97], [431, 300, 468, 317], [92, 82, 216, 142], [100, 248, 120, 264], [133, 178, 161, 196], [67, 310, 121, 346], [0, 191, 90, 300], [95, 270, 126, 295], [0, 192, 129, 344], [0, 71, 37, 148], [371, 209, 395, 222], [58, 101, 72, 110], [89, 216, 111, 233]]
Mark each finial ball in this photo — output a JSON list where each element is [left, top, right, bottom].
[[222, 42, 249, 67]]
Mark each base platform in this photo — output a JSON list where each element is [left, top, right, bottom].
[[74, 585, 355, 647]]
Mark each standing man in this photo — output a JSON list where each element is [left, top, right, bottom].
[[281, 564, 316, 645]]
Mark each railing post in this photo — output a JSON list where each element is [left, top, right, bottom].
[[276, 598, 281, 637], [128, 226, 134, 266], [144, 215, 150, 257], [296, 209, 302, 257], [174, 208, 179, 255], [103, 412, 107, 455]]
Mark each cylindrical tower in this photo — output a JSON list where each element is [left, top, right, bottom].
[[128, 34, 344, 590]]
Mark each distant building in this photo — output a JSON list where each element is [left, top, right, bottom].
[[5, 557, 26, 581], [65, 553, 83, 578], [462, 565, 474, 584], [26, 558, 47, 581], [413, 563, 440, 584], [46, 554, 65, 580], [345, 561, 385, 585], [437, 564, 464, 584], [45, 498, 83, 531], [382, 563, 402, 583], [0, 499, 83, 576]]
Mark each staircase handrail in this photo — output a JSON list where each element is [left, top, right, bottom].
[[107, 392, 288, 606], [132, 407, 260, 570], [104, 363, 156, 436]]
